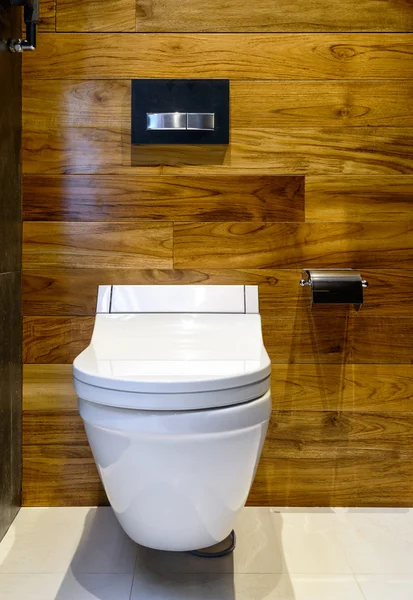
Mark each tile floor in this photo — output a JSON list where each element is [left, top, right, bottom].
[[0, 506, 412, 599]]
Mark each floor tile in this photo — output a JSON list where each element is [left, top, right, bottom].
[[271, 510, 352, 574], [332, 510, 413, 574], [134, 507, 284, 575], [70, 508, 137, 574], [0, 573, 133, 600], [131, 572, 365, 600], [357, 574, 413, 600], [0, 508, 137, 574]]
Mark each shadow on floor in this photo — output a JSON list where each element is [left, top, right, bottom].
[[54, 508, 295, 599]]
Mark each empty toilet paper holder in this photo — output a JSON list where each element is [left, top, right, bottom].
[[299, 269, 368, 307]]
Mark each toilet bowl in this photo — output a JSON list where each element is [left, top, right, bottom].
[[73, 285, 272, 551]]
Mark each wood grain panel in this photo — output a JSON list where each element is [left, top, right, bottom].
[[24, 79, 413, 129], [23, 363, 413, 414], [174, 222, 413, 269], [23, 364, 77, 411], [23, 222, 173, 269], [24, 411, 87, 446], [21, 268, 413, 317], [23, 317, 94, 364], [22, 175, 304, 222], [135, 0, 413, 32], [22, 316, 413, 365], [23, 445, 107, 506], [38, 0, 55, 32], [249, 457, 413, 506], [232, 81, 413, 128], [263, 317, 413, 365], [22, 34, 413, 80], [263, 411, 413, 460], [56, 0, 135, 32], [23, 127, 413, 175], [272, 364, 413, 412], [306, 176, 413, 221]]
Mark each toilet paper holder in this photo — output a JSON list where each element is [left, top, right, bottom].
[[300, 269, 368, 308]]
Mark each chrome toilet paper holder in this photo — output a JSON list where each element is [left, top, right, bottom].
[[300, 269, 368, 308]]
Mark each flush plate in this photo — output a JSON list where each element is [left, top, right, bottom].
[[131, 79, 230, 145]]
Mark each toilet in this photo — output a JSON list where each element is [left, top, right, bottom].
[[73, 285, 272, 552]]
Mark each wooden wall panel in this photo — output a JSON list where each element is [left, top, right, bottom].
[[23, 363, 413, 506], [38, 0, 55, 32], [23, 175, 305, 222], [249, 458, 413, 507], [23, 222, 173, 269], [23, 34, 413, 80], [56, 0, 135, 32], [22, 315, 413, 365], [174, 222, 413, 269], [23, 317, 94, 364], [23, 80, 413, 129], [135, 0, 413, 33], [21, 269, 413, 317], [23, 445, 107, 506], [24, 363, 413, 414], [306, 176, 413, 221], [23, 126, 413, 176], [22, 6, 413, 507]]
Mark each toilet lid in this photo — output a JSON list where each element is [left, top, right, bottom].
[[73, 313, 271, 410]]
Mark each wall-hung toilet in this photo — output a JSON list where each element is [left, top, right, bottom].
[[73, 285, 272, 551]]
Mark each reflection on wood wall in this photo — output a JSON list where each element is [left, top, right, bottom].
[[22, 0, 413, 506]]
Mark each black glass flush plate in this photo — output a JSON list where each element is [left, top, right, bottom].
[[131, 79, 230, 145]]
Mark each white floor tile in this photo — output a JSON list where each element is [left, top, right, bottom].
[[271, 510, 352, 574], [332, 510, 413, 574], [0, 573, 133, 600], [70, 508, 137, 574], [0, 508, 137, 574], [134, 507, 285, 575], [131, 572, 365, 600], [357, 574, 413, 600]]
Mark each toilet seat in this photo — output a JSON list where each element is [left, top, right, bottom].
[[73, 311, 271, 411]]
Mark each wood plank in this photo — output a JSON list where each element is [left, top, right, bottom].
[[24, 411, 87, 446], [135, 0, 413, 32], [22, 363, 413, 414], [262, 411, 413, 460], [232, 81, 413, 128], [22, 315, 413, 364], [23, 317, 94, 364], [22, 175, 304, 222], [174, 222, 413, 269], [56, 0, 135, 32], [306, 176, 413, 222], [22, 222, 173, 269], [23, 79, 413, 128], [263, 316, 413, 364], [23, 364, 77, 411], [21, 268, 413, 317], [22, 34, 413, 80], [249, 457, 413, 506], [22, 445, 107, 506], [272, 364, 413, 412], [38, 0, 55, 32], [23, 126, 413, 175], [22, 363, 413, 415]]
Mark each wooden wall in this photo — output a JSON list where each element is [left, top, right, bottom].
[[22, 0, 413, 507]]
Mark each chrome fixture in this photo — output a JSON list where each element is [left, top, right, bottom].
[[8, 0, 38, 52], [147, 112, 215, 131], [300, 269, 368, 308]]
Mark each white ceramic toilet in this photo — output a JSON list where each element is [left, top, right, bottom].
[[73, 285, 271, 552]]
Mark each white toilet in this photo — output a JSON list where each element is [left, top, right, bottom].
[[73, 285, 271, 551]]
